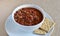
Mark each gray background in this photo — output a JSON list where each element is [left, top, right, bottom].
[[0, 0, 60, 36]]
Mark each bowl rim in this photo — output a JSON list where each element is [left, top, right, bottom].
[[12, 4, 45, 27]]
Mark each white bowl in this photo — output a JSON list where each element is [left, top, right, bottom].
[[12, 4, 45, 32]]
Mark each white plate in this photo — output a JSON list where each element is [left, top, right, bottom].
[[5, 12, 54, 36]]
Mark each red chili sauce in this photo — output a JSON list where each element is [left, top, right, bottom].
[[14, 7, 43, 26]]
